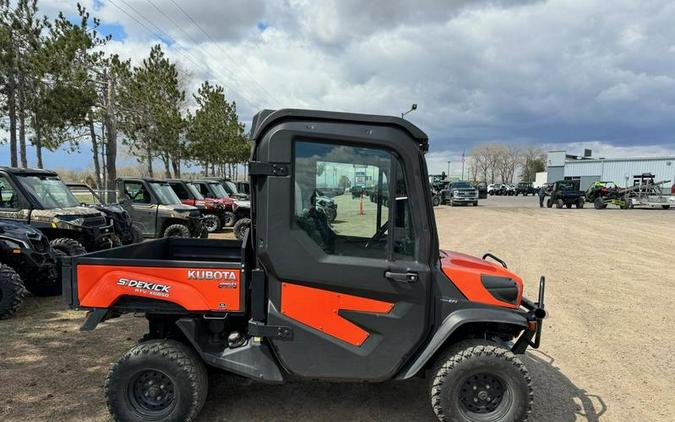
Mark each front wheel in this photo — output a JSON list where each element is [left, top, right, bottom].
[[202, 214, 221, 233], [50, 237, 87, 256], [221, 211, 237, 228], [233, 218, 251, 241], [432, 196, 441, 207], [430, 340, 532, 422], [163, 224, 191, 238], [0, 264, 26, 320], [105, 340, 208, 422]]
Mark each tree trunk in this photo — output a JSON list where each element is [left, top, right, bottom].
[[146, 146, 154, 177], [34, 115, 43, 169], [17, 78, 27, 168], [89, 120, 102, 188], [162, 154, 171, 178], [8, 75, 18, 167], [104, 77, 117, 198], [172, 159, 180, 178]]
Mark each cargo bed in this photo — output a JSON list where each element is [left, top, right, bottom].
[[62, 238, 245, 315]]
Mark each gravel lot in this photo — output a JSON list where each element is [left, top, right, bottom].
[[1, 197, 673, 421]]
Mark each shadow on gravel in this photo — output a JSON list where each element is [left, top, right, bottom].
[[199, 350, 607, 422], [526, 350, 607, 422]]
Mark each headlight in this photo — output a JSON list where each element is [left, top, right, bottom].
[[1, 238, 28, 250], [453, 191, 460, 197], [56, 216, 85, 226]]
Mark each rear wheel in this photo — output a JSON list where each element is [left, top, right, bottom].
[[105, 340, 208, 422], [594, 197, 604, 209], [546, 198, 553, 208], [430, 340, 532, 422], [555, 199, 564, 208], [432, 196, 441, 207], [576, 198, 584, 208], [233, 217, 251, 241], [202, 214, 221, 233], [0, 264, 26, 319], [221, 211, 236, 228], [163, 224, 191, 238]]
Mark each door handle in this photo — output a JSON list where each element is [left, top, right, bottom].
[[385, 271, 418, 283]]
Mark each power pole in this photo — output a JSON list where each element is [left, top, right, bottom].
[[461, 150, 465, 180]]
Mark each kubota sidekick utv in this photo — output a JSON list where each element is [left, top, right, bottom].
[[63, 109, 547, 422]]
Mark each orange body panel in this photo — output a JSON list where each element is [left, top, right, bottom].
[[77, 265, 241, 312], [280, 282, 394, 346], [440, 250, 522, 309]]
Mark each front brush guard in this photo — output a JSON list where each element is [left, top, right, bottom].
[[512, 276, 546, 353]]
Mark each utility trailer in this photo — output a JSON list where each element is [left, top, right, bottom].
[[64, 109, 547, 422], [624, 173, 673, 210]]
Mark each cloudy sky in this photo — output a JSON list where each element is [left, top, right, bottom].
[[3, 0, 675, 174]]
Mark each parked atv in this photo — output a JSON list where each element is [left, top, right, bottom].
[[546, 180, 585, 208], [116, 178, 206, 239], [167, 179, 232, 233], [192, 180, 250, 228], [0, 167, 114, 254], [516, 182, 537, 196], [0, 220, 61, 318], [66, 183, 142, 245], [585, 181, 628, 209]]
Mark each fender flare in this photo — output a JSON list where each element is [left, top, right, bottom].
[[396, 308, 528, 380]]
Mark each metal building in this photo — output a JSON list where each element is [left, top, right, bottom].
[[546, 150, 675, 190]]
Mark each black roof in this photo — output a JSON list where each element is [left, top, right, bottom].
[[0, 166, 58, 176], [191, 179, 221, 184], [251, 109, 429, 151], [116, 177, 170, 183]]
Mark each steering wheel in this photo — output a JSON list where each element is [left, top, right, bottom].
[[365, 221, 389, 249]]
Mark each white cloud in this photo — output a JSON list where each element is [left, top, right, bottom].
[[36, 0, 675, 155]]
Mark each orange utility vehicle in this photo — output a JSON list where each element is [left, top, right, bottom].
[[64, 109, 546, 422]]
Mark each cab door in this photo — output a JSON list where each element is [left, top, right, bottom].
[[255, 121, 433, 381], [0, 172, 29, 223], [121, 181, 158, 237]]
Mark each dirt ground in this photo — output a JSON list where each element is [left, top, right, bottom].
[[1, 197, 674, 421]]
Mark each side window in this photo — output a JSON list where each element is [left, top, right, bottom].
[[197, 183, 209, 197], [392, 161, 416, 259], [0, 175, 18, 209], [124, 182, 151, 204], [294, 140, 392, 258], [171, 183, 188, 199]]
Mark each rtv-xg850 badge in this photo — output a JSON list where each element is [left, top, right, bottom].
[[117, 278, 171, 298]]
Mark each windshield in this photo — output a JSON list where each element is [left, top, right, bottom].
[[452, 182, 472, 189], [17, 175, 80, 209], [68, 186, 102, 205], [149, 182, 182, 205], [186, 183, 205, 200], [208, 183, 228, 198], [223, 181, 238, 195]]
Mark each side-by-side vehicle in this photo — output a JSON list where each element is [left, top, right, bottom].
[[64, 109, 547, 422]]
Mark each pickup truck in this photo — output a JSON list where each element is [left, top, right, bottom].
[[64, 109, 546, 422]]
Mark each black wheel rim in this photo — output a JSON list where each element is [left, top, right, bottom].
[[458, 372, 511, 419], [128, 369, 176, 417]]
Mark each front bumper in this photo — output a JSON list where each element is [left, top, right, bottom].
[[83, 220, 116, 250], [512, 276, 547, 353], [188, 216, 208, 238]]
